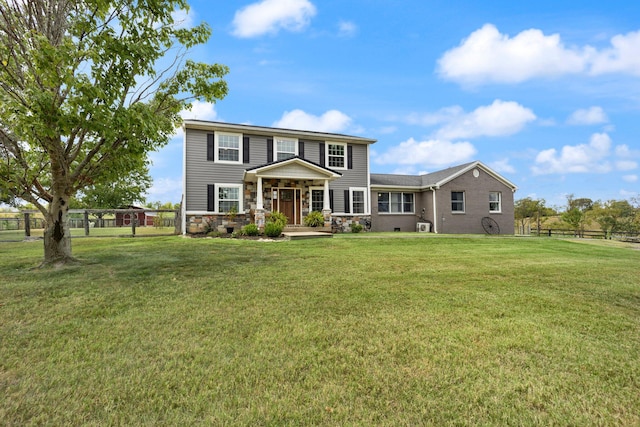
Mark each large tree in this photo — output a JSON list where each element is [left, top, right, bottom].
[[0, 0, 228, 265]]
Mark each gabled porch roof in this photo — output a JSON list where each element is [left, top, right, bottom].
[[243, 156, 342, 182]]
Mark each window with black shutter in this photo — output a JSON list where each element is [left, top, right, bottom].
[[207, 133, 214, 161], [267, 137, 274, 163], [243, 136, 250, 164], [207, 185, 214, 211]]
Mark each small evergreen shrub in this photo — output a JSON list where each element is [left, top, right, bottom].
[[242, 223, 259, 236], [351, 223, 364, 233], [267, 211, 288, 228], [264, 222, 283, 238], [304, 211, 324, 227]]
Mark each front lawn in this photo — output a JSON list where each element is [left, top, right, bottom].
[[1, 235, 639, 425]]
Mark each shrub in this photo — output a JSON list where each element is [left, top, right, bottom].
[[264, 222, 283, 238], [242, 223, 259, 236], [304, 211, 325, 227], [351, 223, 364, 233], [267, 211, 287, 228]]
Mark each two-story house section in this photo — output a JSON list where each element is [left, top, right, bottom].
[[182, 120, 377, 234]]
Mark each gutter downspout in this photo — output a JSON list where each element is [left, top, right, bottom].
[[432, 186, 438, 233]]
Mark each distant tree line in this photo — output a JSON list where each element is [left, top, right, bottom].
[[516, 194, 640, 237]]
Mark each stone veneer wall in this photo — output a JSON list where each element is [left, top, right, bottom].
[[186, 179, 372, 234]]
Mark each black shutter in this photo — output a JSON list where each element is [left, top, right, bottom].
[[267, 137, 274, 162], [329, 190, 334, 211], [298, 141, 305, 159], [347, 145, 353, 170], [344, 190, 350, 214], [319, 142, 325, 167], [207, 185, 215, 212], [207, 133, 214, 161], [243, 136, 250, 164]]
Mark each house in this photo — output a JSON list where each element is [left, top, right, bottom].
[[182, 120, 376, 234], [370, 161, 517, 234], [181, 121, 517, 234]]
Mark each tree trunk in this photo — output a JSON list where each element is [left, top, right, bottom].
[[42, 195, 74, 265]]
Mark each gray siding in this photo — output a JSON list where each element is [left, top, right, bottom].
[[185, 128, 371, 213]]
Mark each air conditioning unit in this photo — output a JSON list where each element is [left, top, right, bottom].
[[416, 222, 430, 233]]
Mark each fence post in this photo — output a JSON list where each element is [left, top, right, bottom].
[[84, 211, 90, 236], [24, 212, 31, 237]]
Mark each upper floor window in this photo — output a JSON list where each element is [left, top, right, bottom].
[[215, 132, 242, 164], [451, 191, 465, 213], [327, 142, 346, 169], [378, 192, 414, 213], [489, 192, 502, 213], [275, 137, 297, 161]]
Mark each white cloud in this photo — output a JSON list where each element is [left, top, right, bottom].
[[231, 0, 316, 38], [616, 161, 638, 171], [338, 20, 357, 37], [435, 100, 536, 140], [532, 132, 613, 175], [146, 177, 183, 204], [490, 159, 516, 174], [171, 8, 194, 29], [438, 24, 586, 84], [374, 138, 476, 167], [622, 174, 638, 183], [272, 109, 352, 133], [590, 30, 640, 76], [567, 106, 608, 125], [405, 100, 535, 140], [172, 101, 219, 140], [438, 25, 640, 85]]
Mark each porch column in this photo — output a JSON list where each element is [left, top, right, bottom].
[[322, 179, 332, 228], [323, 180, 330, 210], [257, 176, 264, 210], [255, 176, 266, 230]]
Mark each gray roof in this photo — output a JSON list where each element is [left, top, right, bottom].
[[371, 162, 475, 188], [183, 120, 377, 144], [371, 161, 516, 190]]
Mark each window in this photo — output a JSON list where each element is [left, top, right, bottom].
[[489, 192, 502, 213], [351, 188, 367, 214], [378, 192, 389, 213], [215, 133, 242, 163], [377, 192, 414, 213], [451, 191, 465, 213], [217, 185, 241, 213], [275, 137, 297, 161], [310, 188, 324, 212], [327, 142, 346, 169]]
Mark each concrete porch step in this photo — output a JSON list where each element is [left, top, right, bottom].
[[282, 231, 333, 240], [283, 226, 331, 233]]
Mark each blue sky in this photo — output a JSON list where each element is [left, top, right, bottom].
[[148, 0, 640, 209]]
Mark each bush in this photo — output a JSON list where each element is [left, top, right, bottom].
[[264, 222, 283, 238], [267, 211, 287, 228], [304, 211, 324, 227], [242, 223, 259, 236], [351, 223, 364, 233]]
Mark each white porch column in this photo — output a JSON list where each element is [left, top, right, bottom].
[[257, 176, 264, 210], [323, 179, 330, 210]]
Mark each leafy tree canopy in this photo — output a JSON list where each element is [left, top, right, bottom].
[[0, 0, 228, 264]]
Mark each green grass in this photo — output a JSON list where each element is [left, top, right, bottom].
[[1, 235, 639, 425], [0, 226, 176, 241]]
